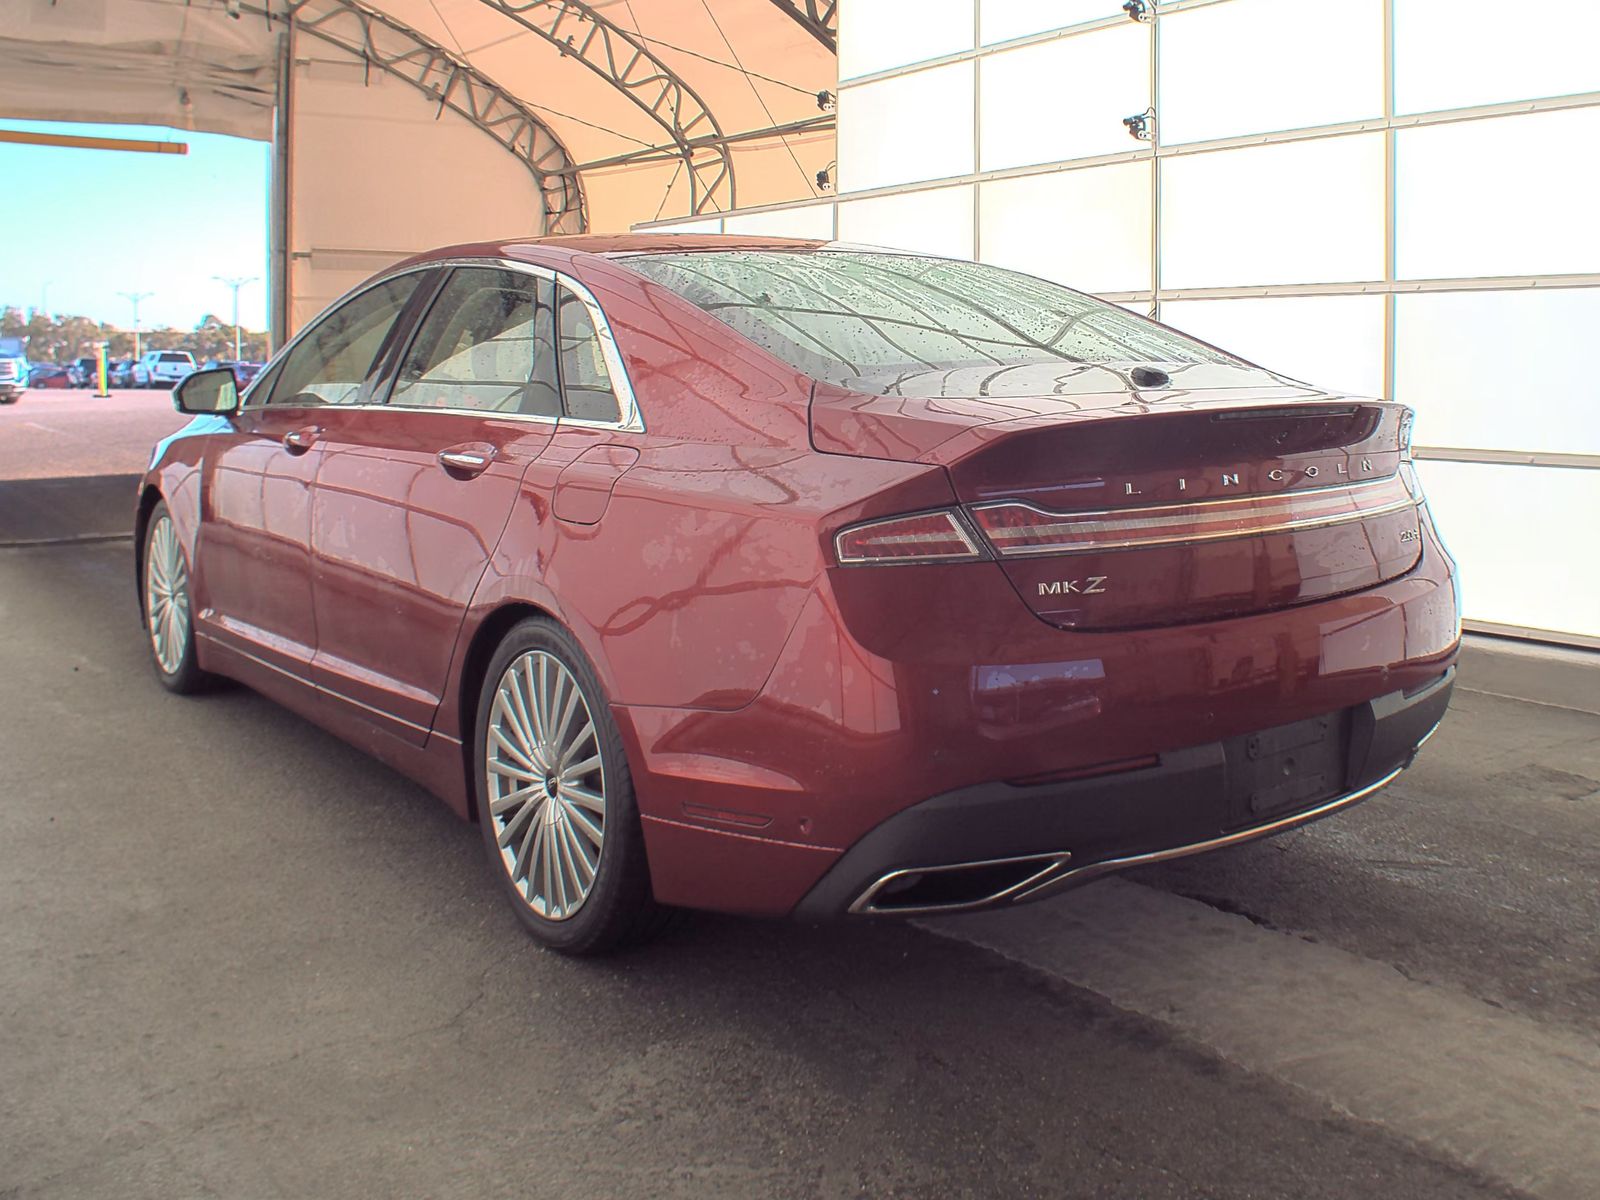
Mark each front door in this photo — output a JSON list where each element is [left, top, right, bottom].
[[308, 266, 562, 745], [197, 270, 425, 677]]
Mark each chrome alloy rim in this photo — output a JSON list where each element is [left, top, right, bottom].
[[484, 651, 606, 921], [145, 515, 190, 676]]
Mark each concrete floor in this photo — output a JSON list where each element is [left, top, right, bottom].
[[2, 541, 1597, 1199]]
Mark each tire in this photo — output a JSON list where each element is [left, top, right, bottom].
[[473, 617, 667, 956], [141, 501, 212, 694]]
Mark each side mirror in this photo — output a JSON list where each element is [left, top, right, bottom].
[[173, 367, 239, 416]]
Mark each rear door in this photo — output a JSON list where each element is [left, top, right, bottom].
[[197, 270, 425, 677], [307, 264, 561, 745]]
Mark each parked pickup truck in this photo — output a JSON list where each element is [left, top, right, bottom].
[[0, 337, 28, 404]]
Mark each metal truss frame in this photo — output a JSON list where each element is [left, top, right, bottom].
[[469, 0, 735, 214], [766, 0, 838, 52], [252, 0, 585, 231]]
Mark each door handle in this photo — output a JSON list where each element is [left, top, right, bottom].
[[282, 426, 321, 454], [438, 446, 496, 478]]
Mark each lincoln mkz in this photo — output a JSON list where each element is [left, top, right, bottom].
[[137, 236, 1458, 953]]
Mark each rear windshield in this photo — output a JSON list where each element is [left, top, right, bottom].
[[622, 250, 1230, 392], [159, 353, 192, 363]]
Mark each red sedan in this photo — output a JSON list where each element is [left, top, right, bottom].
[[137, 235, 1459, 954]]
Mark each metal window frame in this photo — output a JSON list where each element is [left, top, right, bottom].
[[241, 257, 644, 434]]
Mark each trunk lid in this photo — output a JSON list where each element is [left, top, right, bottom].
[[813, 368, 1423, 630]]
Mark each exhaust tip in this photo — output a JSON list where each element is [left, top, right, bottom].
[[849, 852, 1072, 916]]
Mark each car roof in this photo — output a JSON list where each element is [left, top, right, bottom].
[[392, 232, 830, 274]]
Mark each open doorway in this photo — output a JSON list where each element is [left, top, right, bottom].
[[0, 119, 267, 537]]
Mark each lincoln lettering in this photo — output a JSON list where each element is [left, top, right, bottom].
[[1125, 457, 1377, 496]]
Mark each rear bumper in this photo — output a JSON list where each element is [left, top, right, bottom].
[[791, 667, 1452, 918], [623, 521, 1459, 918]]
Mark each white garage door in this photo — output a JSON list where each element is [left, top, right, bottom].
[[641, 0, 1600, 647]]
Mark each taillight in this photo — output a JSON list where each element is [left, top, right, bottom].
[[835, 509, 987, 565], [971, 474, 1418, 557]]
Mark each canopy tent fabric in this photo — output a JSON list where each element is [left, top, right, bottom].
[[0, 0, 837, 231]]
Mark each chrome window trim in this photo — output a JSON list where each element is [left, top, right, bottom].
[[241, 256, 645, 434], [553, 271, 645, 433]]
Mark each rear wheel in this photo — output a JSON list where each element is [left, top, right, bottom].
[[142, 501, 211, 694], [473, 617, 665, 955]]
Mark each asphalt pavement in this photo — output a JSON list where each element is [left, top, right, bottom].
[[2, 541, 1596, 1199], [0, 388, 188, 480]]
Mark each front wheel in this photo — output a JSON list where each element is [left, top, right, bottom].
[[142, 501, 212, 693], [473, 618, 666, 956]]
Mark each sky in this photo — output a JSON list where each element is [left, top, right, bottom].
[[0, 120, 269, 331]]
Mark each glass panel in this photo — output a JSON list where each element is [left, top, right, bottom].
[[1395, 289, 1600, 456], [1416, 460, 1600, 639], [1395, 0, 1600, 114], [979, 24, 1150, 171], [557, 292, 622, 424], [269, 273, 419, 407], [1396, 108, 1600, 280], [979, 162, 1151, 294], [391, 268, 557, 416], [1161, 133, 1385, 289], [837, 63, 976, 192], [723, 205, 837, 239], [1159, 0, 1382, 146], [622, 250, 1228, 396], [1160, 295, 1386, 397], [981, 0, 1121, 44], [837, 185, 976, 260], [840, 0, 974, 79]]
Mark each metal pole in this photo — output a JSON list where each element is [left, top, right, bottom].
[[119, 291, 153, 361], [213, 277, 257, 361]]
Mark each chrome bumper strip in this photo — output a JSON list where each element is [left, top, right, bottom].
[[1011, 765, 1407, 905], [849, 765, 1406, 918]]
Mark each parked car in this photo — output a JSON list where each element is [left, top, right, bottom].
[[69, 356, 100, 388], [135, 235, 1459, 955], [28, 363, 73, 389], [204, 359, 265, 387], [0, 336, 27, 404], [133, 350, 196, 388], [110, 359, 135, 388]]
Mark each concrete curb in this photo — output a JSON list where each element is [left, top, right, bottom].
[[0, 474, 141, 545]]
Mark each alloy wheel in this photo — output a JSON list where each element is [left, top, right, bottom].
[[484, 650, 607, 921], [145, 515, 190, 676]]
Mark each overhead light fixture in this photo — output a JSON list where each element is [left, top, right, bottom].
[[816, 89, 835, 112]]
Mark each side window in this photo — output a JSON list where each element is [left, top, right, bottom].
[[390, 268, 559, 416], [556, 288, 622, 424], [267, 274, 419, 407]]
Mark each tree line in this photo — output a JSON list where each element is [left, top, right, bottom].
[[1, 307, 272, 363]]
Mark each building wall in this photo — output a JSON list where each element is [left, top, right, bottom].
[[640, 0, 1600, 646], [286, 58, 549, 333]]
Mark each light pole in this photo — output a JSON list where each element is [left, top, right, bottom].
[[119, 291, 153, 360], [214, 276, 257, 361]]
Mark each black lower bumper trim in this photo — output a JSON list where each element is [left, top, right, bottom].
[[793, 668, 1454, 920]]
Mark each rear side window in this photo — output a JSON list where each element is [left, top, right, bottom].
[[556, 289, 621, 424], [267, 274, 420, 406], [391, 268, 560, 416]]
